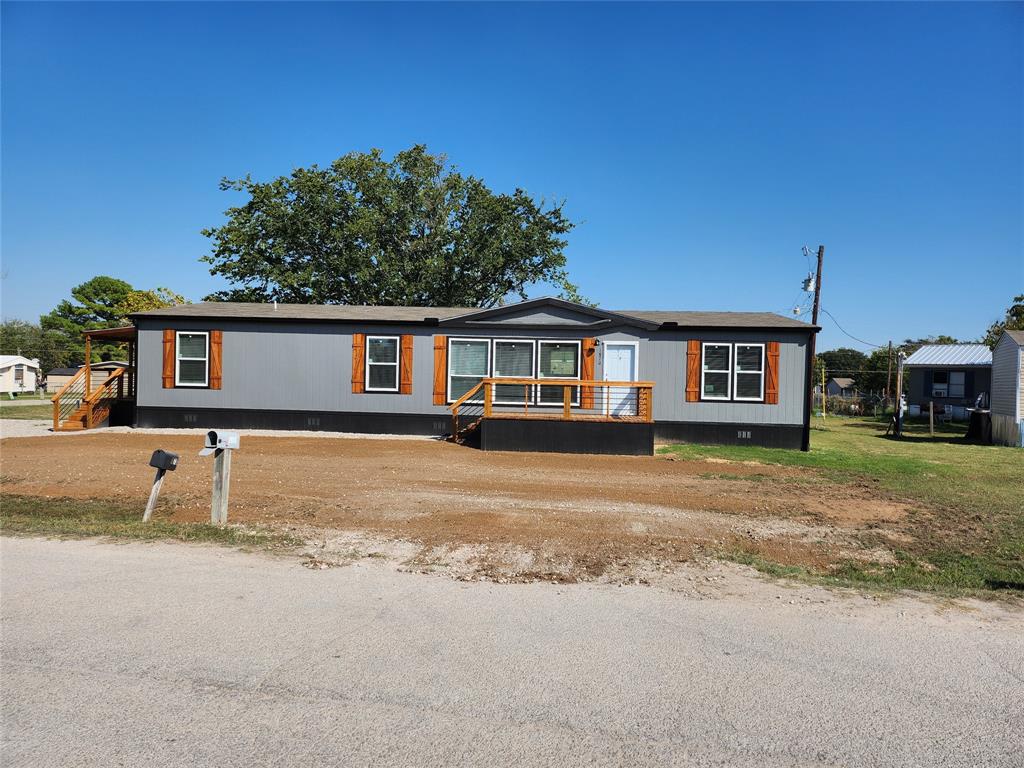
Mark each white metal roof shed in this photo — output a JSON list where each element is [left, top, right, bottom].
[[903, 344, 992, 367]]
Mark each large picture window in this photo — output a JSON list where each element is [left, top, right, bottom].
[[701, 343, 731, 400], [492, 340, 535, 404], [175, 332, 209, 387], [537, 340, 581, 405], [445, 337, 581, 405], [366, 336, 400, 392], [449, 339, 490, 402]]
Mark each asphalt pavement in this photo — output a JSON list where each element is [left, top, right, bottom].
[[2, 537, 1021, 767]]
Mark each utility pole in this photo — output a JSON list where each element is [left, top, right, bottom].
[[885, 341, 893, 411], [807, 244, 824, 412]]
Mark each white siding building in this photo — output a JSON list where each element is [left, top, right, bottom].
[[0, 355, 41, 395], [990, 330, 1024, 447]]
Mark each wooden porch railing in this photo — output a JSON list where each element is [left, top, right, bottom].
[[450, 378, 654, 441], [51, 367, 130, 431]]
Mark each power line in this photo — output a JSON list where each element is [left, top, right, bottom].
[[820, 308, 885, 349]]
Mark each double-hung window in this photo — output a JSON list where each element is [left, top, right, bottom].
[[449, 339, 490, 402], [948, 371, 965, 398], [176, 332, 209, 387], [733, 344, 765, 401], [701, 343, 731, 400], [492, 340, 535, 404], [537, 340, 581, 405], [366, 336, 400, 392]]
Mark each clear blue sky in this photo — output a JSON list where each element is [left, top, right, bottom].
[[2, 1, 1021, 352]]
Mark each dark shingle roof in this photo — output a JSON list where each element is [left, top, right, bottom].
[[614, 310, 814, 329], [131, 302, 817, 330]]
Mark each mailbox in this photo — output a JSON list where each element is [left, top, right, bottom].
[[198, 430, 240, 456], [149, 449, 179, 472]]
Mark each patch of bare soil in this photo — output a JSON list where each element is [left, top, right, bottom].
[[0, 433, 917, 583]]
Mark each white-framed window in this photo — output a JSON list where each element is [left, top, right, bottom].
[[366, 336, 400, 392], [537, 340, 581, 405], [175, 331, 209, 387], [492, 339, 535, 405], [733, 344, 765, 402], [701, 343, 731, 400], [13, 365, 24, 384], [448, 338, 491, 402]]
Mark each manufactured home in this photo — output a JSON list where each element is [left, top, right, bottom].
[[0, 355, 40, 395], [51, 298, 818, 454], [902, 344, 992, 416], [990, 330, 1024, 447], [45, 361, 130, 394]]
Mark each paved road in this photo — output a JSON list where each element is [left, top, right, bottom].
[[2, 538, 1021, 767]]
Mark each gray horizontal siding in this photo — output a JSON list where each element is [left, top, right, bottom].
[[137, 319, 810, 426]]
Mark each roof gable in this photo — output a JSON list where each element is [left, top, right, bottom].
[[439, 297, 659, 330]]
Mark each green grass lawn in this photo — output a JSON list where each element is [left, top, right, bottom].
[[660, 417, 1024, 597], [1, 495, 301, 549], [0, 403, 54, 420]]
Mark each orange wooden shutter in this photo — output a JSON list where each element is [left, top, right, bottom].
[[209, 330, 223, 390], [765, 341, 780, 404], [581, 337, 597, 409], [432, 335, 447, 405], [162, 329, 175, 388], [399, 335, 414, 394], [685, 340, 700, 402], [351, 333, 366, 394]]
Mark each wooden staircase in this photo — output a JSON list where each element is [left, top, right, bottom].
[[52, 366, 129, 432]]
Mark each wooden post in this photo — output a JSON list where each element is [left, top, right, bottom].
[[143, 468, 167, 522], [483, 380, 493, 418], [885, 341, 893, 412], [563, 384, 571, 420], [929, 401, 934, 436], [84, 335, 91, 398], [821, 365, 827, 421], [211, 448, 232, 525]]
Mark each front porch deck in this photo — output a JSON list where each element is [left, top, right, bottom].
[[450, 378, 655, 454]]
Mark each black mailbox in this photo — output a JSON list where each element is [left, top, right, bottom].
[[149, 449, 179, 472]]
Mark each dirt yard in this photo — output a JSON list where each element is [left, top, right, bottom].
[[1, 432, 919, 583]]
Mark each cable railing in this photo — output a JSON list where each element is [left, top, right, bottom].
[[51, 366, 130, 431], [450, 378, 654, 441]]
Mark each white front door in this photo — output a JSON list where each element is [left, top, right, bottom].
[[603, 343, 638, 415]]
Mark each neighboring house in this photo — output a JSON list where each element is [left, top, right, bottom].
[[902, 344, 992, 412], [0, 355, 41, 395], [990, 330, 1024, 447], [825, 377, 857, 398], [46, 361, 130, 394], [96, 298, 820, 454]]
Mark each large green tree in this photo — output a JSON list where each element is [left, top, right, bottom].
[[201, 145, 581, 307], [40, 276, 186, 363], [0, 320, 75, 373], [816, 347, 869, 380], [983, 294, 1024, 348]]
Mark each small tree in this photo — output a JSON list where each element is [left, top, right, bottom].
[[983, 295, 1024, 348], [201, 145, 582, 307]]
